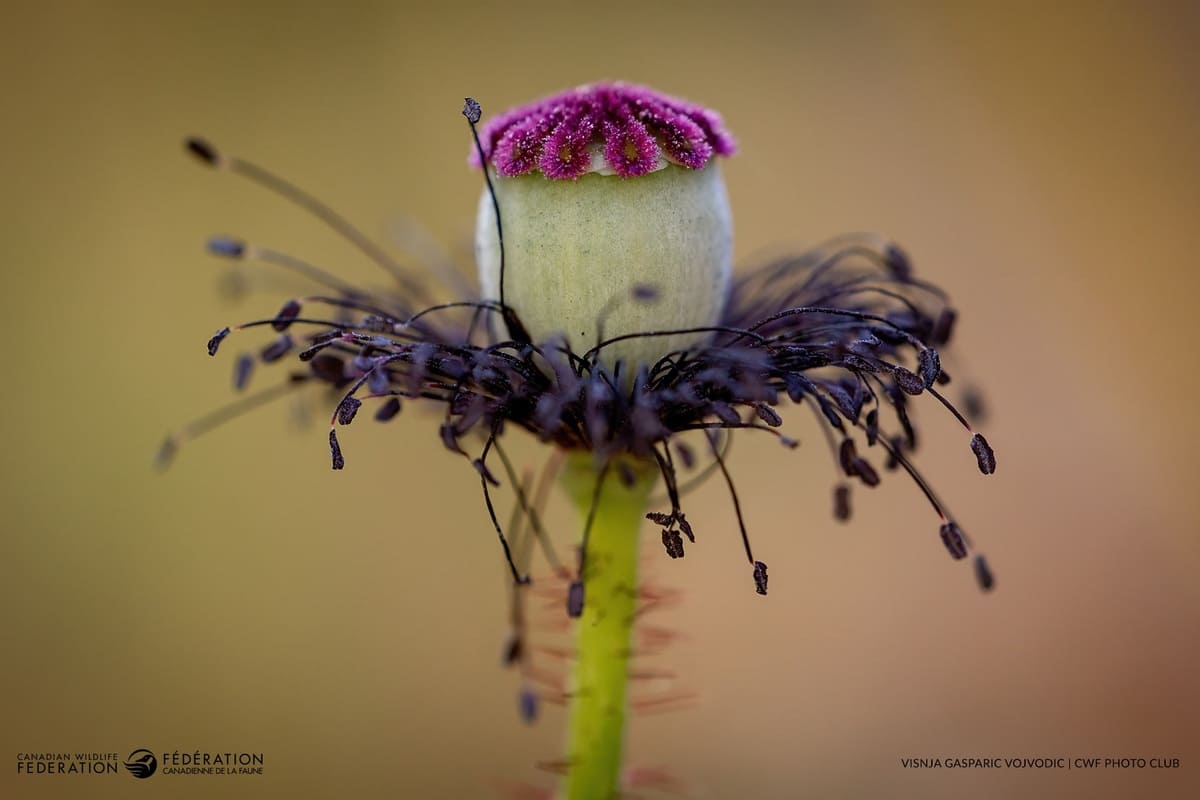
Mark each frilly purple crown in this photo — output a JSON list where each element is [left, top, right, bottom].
[[470, 82, 737, 180]]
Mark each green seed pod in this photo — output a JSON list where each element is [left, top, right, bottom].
[[476, 163, 732, 369], [471, 82, 737, 371]]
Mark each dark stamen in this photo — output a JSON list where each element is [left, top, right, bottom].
[[260, 335, 292, 363], [939, 521, 968, 560], [185, 137, 219, 166], [519, 686, 539, 724], [502, 633, 522, 667], [839, 438, 858, 477], [974, 554, 995, 591], [374, 396, 402, 422], [753, 560, 769, 596], [207, 235, 245, 257], [328, 429, 345, 470], [970, 433, 996, 475], [662, 528, 685, 559], [473, 458, 501, 487], [336, 396, 362, 426], [567, 581, 584, 618], [207, 327, 230, 356], [233, 353, 254, 391], [893, 366, 925, 396], [273, 300, 302, 332], [477, 433, 528, 586], [573, 459, 613, 616], [189, 137, 429, 300], [708, 434, 762, 592], [155, 378, 310, 470], [492, 440, 565, 573], [207, 238, 367, 298], [918, 347, 941, 388], [834, 483, 851, 521], [463, 96, 530, 345], [853, 456, 880, 487]]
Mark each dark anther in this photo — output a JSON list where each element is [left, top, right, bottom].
[[328, 429, 345, 470], [260, 335, 292, 363], [567, 581, 585, 618], [962, 387, 987, 423], [825, 382, 862, 422], [931, 308, 957, 346], [336, 396, 362, 426], [785, 374, 808, 404], [519, 686, 538, 724], [616, 461, 637, 487], [674, 442, 695, 470], [374, 397, 402, 422], [894, 367, 925, 396], [207, 236, 245, 258], [233, 353, 254, 391], [755, 404, 783, 427], [974, 554, 995, 591], [309, 354, 346, 383], [367, 366, 389, 395], [473, 458, 501, 487], [502, 633, 523, 667], [154, 436, 178, 470], [884, 436, 902, 470], [440, 422, 466, 455], [918, 348, 941, 389], [970, 433, 996, 475], [462, 97, 482, 124], [939, 521, 968, 560], [711, 401, 741, 426], [272, 299, 302, 332], [834, 484, 851, 521], [865, 408, 879, 445], [853, 457, 880, 487], [646, 511, 673, 526], [298, 342, 329, 362], [753, 560, 769, 596], [884, 243, 912, 281], [185, 137, 218, 165], [677, 514, 694, 542], [839, 438, 858, 477], [206, 326, 230, 356], [662, 528, 685, 559], [816, 396, 845, 432]]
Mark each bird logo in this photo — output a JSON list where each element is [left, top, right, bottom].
[[123, 749, 157, 779]]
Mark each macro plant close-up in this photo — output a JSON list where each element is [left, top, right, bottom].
[[168, 81, 996, 797], [4, 4, 1199, 800]]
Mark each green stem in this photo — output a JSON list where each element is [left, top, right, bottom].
[[560, 453, 657, 800]]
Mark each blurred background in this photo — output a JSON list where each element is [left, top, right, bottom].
[[3, 1, 1198, 798]]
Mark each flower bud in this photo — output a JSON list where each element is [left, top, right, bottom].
[[473, 83, 736, 371]]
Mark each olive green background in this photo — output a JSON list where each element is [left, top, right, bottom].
[[3, 1, 1198, 798]]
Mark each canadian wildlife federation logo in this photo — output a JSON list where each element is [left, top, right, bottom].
[[123, 749, 157, 779], [15, 747, 264, 778]]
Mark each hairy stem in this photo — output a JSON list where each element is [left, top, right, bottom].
[[560, 453, 657, 800]]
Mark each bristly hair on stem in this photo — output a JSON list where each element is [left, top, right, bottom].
[[163, 97, 998, 607]]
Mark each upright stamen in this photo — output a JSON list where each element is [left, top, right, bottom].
[[185, 137, 430, 303]]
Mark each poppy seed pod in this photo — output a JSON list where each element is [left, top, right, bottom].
[[473, 83, 736, 370]]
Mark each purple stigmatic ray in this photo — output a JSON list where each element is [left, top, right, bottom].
[[470, 82, 737, 179]]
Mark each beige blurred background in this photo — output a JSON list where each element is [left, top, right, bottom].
[[3, 1, 1198, 798]]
